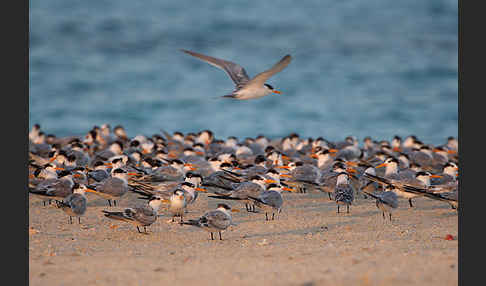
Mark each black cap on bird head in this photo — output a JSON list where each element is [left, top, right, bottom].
[[217, 203, 231, 210], [130, 140, 140, 147], [254, 155, 266, 164], [266, 183, 280, 189], [250, 175, 264, 181], [173, 189, 185, 195], [220, 162, 233, 169], [112, 168, 126, 174], [58, 170, 72, 178], [180, 181, 195, 188], [265, 146, 275, 153], [264, 83, 274, 90]]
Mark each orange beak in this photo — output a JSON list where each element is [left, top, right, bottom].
[[85, 188, 98, 193], [142, 149, 150, 154], [29, 174, 35, 179], [430, 175, 443, 178], [265, 179, 277, 184], [49, 156, 57, 163], [346, 168, 357, 173], [195, 187, 207, 192], [272, 90, 281, 95], [231, 209, 240, 213], [73, 174, 83, 178], [104, 163, 113, 167], [276, 166, 290, 169], [310, 154, 319, 159], [55, 167, 64, 171], [447, 150, 457, 154], [162, 199, 170, 203], [393, 147, 402, 152], [375, 163, 387, 168], [282, 187, 297, 192], [329, 149, 339, 153], [280, 174, 292, 178], [232, 167, 242, 170], [195, 151, 205, 156], [281, 155, 290, 160], [345, 161, 358, 167], [127, 172, 141, 176], [179, 195, 185, 200]]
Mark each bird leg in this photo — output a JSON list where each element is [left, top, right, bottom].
[[272, 213, 275, 220], [265, 212, 268, 221], [114, 200, 117, 207], [347, 205, 350, 214], [219, 232, 222, 240], [382, 212, 385, 220], [78, 217, 81, 224], [137, 226, 141, 233], [389, 213, 392, 222], [210, 232, 214, 240], [408, 199, 414, 208], [69, 216, 73, 224], [337, 205, 340, 214], [108, 200, 112, 207]]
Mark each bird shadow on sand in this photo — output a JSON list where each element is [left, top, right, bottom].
[[239, 221, 354, 239]]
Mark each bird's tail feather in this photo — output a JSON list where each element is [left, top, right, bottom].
[[102, 210, 129, 221]]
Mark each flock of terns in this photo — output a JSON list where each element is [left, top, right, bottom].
[[28, 123, 459, 240]]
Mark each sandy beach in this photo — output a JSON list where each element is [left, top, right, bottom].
[[29, 189, 458, 286]]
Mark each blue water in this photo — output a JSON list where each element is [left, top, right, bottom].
[[29, 0, 458, 145]]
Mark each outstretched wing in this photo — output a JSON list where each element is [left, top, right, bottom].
[[246, 54, 292, 86], [181, 49, 250, 87]]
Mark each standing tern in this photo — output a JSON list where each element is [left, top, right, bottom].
[[181, 203, 239, 240], [248, 183, 296, 221], [364, 171, 442, 207], [85, 168, 135, 207], [102, 195, 163, 233], [333, 172, 355, 214], [168, 189, 187, 222], [363, 185, 399, 221], [181, 49, 292, 100], [55, 183, 89, 224]]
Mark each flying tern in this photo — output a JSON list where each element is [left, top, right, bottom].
[[181, 49, 292, 100]]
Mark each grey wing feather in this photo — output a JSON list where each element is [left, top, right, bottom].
[[181, 49, 250, 87], [205, 210, 231, 230], [67, 194, 87, 215], [99, 178, 127, 196], [259, 191, 283, 209], [132, 207, 157, 226], [246, 54, 292, 86], [232, 182, 262, 199], [380, 191, 399, 208]]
